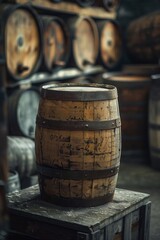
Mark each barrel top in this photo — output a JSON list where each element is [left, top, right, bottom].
[[49, 86, 109, 92], [41, 83, 117, 101]]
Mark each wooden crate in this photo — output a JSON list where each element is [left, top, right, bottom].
[[7, 185, 151, 240]]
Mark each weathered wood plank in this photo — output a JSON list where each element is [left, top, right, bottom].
[[7, 185, 150, 232]]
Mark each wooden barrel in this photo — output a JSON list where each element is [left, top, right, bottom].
[[97, 20, 123, 70], [149, 75, 160, 170], [4, 5, 43, 80], [35, 83, 121, 207], [42, 16, 70, 73], [96, 0, 121, 12], [7, 136, 37, 178], [127, 11, 160, 64], [8, 88, 40, 139], [103, 74, 151, 163], [68, 16, 99, 70]]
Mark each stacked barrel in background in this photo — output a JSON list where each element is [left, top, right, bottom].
[[102, 72, 151, 163], [88, 8, 160, 166], [125, 11, 160, 169], [0, 0, 123, 194]]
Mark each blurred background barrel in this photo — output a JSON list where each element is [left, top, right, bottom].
[[4, 4, 43, 81], [8, 88, 40, 139], [7, 136, 37, 179], [6, 171, 20, 193], [103, 73, 151, 163], [126, 11, 160, 64], [35, 83, 121, 207], [68, 16, 99, 70], [149, 75, 160, 170], [97, 20, 123, 71], [42, 16, 70, 73]]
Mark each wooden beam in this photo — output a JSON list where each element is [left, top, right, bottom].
[[6, 0, 116, 19]]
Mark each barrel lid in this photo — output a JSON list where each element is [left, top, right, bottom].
[[41, 83, 118, 101]]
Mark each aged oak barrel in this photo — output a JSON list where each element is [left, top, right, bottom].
[[8, 88, 40, 139], [127, 11, 160, 64], [68, 16, 99, 70], [42, 16, 70, 73], [35, 83, 121, 207], [103, 73, 151, 163], [97, 20, 123, 70], [149, 75, 160, 170], [4, 5, 42, 80]]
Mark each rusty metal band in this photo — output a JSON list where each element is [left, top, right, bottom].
[[37, 164, 119, 180], [40, 83, 117, 101], [40, 189, 114, 207], [36, 116, 121, 130]]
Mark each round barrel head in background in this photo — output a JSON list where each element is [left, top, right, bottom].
[[4, 5, 42, 81], [43, 17, 70, 72], [8, 88, 40, 139], [73, 17, 99, 70], [99, 20, 123, 70]]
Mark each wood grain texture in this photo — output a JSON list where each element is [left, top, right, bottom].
[[35, 84, 121, 206]]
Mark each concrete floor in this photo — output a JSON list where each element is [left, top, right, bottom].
[[117, 162, 160, 240]]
